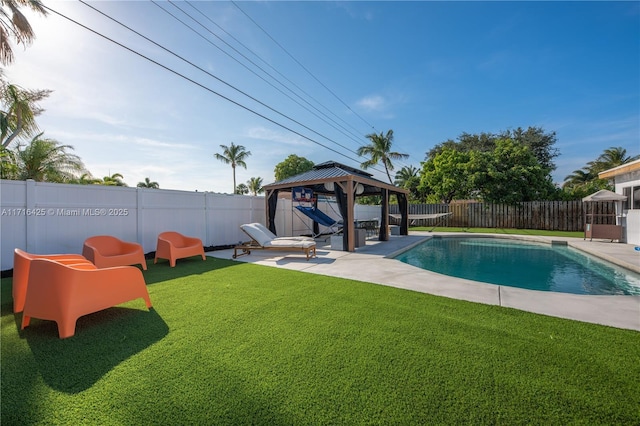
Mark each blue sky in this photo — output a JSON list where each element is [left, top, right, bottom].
[[8, 1, 639, 193]]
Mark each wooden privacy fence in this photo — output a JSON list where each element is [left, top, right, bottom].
[[390, 201, 618, 231]]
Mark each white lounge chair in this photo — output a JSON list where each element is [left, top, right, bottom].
[[233, 223, 317, 261], [252, 223, 315, 242]]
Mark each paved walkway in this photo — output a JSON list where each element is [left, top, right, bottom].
[[208, 232, 640, 332]]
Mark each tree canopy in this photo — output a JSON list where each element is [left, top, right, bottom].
[[561, 146, 638, 199], [427, 126, 559, 174], [247, 176, 264, 196], [467, 139, 555, 204], [235, 183, 248, 195], [0, 0, 47, 65], [1, 77, 51, 148], [274, 154, 314, 182], [137, 177, 159, 189], [11, 133, 86, 182], [101, 173, 127, 186], [420, 139, 555, 204], [419, 149, 472, 204], [357, 129, 409, 184], [214, 142, 251, 194], [394, 165, 426, 202]]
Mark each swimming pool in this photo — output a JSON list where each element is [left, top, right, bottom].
[[394, 237, 640, 295]]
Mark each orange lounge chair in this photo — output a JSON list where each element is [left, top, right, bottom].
[[154, 231, 206, 267], [82, 235, 147, 270], [12, 248, 94, 313], [21, 258, 152, 339]]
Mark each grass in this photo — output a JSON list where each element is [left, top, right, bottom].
[[411, 226, 584, 238], [2, 256, 639, 425]]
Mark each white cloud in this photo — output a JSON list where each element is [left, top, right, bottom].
[[245, 126, 311, 146], [356, 95, 386, 112], [130, 137, 196, 150]]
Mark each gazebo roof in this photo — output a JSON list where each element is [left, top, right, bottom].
[[582, 189, 627, 202], [264, 161, 408, 197]]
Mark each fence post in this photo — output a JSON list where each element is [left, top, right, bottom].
[[204, 192, 210, 247], [136, 188, 144, 245], [25, 179, 37, 252]]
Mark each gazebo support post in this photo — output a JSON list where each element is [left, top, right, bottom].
[[265, 189, 279, 235], [379, 188, 389, 241], [346, 180, 355, 252]]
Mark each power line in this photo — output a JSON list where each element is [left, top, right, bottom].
[[43, 3, 376, 172], [229, 1, 415, 172], [184, 0, 369, 147], [151, 0, 364, 156], [232, 0, 378, 135], [79, 0, 361, 160]]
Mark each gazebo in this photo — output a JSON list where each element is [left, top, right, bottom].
[[582, 189, 627, 242], [262, 161, 410, 252]]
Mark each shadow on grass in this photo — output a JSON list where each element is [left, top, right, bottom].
[[18, 306, 168, 393], [0, 257, 246, 394], [142, 255, 242, 285]]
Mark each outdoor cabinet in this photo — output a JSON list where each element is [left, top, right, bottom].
[[584, 223, 623, 242]]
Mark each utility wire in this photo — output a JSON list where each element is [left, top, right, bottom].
[[232, 0, 378, 135], [229, 1, 416, 172], [185, 0, 368, 147], [169, 0, 415, 175], [43, 3, 374, 171], [153, 0, 363, 156], [79, 0, 360, 160]]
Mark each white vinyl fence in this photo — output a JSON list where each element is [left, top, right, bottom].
[[0, 180, 381, 270]]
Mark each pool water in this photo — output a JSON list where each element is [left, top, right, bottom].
[[394, 237, 640, 295]]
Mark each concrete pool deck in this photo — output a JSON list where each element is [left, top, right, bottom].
[[208, 232, 640, 332]]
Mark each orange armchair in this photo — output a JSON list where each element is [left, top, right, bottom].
[[82, 235, 147, 270], [21, 258, 152, 339], [13, 248, 94, 313], [154, 231, 206, 267]]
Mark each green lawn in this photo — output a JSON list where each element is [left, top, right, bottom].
[[412, 226, 584, 238], [2, 257, 638, 425]]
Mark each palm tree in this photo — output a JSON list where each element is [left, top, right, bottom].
[[74, 172, 101, 185], [137, 177, 159, 189], [1, 78, 51, 148], [394, 165, 419, 188], [0, 145, 17, 178], [590, 147, 639, 173], [214, 142, 251, 194], [357, 129, 409, 184], [0, 0, 48, 65], [562, 168, 595, 189], [394, 165, 425, 201], [101, 173, 127, 186], [235, 183, 249, 195], [247, 176, 264, 196], [14, 133, 86, 182]]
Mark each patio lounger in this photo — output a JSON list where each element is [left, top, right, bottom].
[[12, 248, 94, 313], [251, 222, 315, 242], [154, 231, 206, 267], [21, 258, 152, 338], [233, 223, 317, 261], [82, 235, 147, 270]]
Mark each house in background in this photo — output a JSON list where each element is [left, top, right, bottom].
[[599, 159, 640, 245]]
